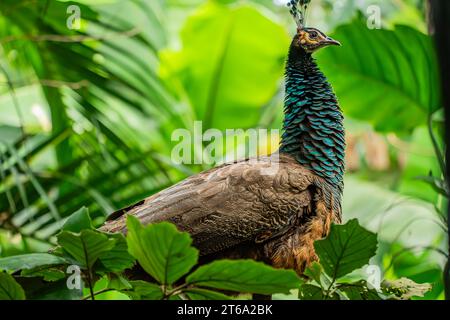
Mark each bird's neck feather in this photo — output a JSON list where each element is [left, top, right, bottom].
[[280, 41, 345, 188]]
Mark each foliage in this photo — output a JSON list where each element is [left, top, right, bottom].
[[317, 17, 441, 133], [0, 208, 302, 300], [0, 208, 430, 300], [0, 253, 68, 272], [160, 2, 290, 130], [0, 0, 180, 243], [298, 219, 430, 300], [0, 272, 25, 300]]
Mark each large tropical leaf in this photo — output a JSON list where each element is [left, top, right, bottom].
[[317, 18, 441, 133], [160, 2, 290, 130]]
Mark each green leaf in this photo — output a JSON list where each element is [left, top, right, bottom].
[[304, 261, 323, 285], [61, 207, 94, 233], [160, 2, 289, 130], [317, 19, 441, 133], [17, 277, 82, 300], [298, 284, 324, 300], [98, 233, 135, 272], [0, 273, 25, 300], [314, 219, 377, 279], [303, 262, 335, 290], [0, 253, 69, 272], [124, 280, 163, 300], [57, 230, 116, 269], [21, 267, 66, 282], [186, 259, 301, 295], [184, 288, 231, 300], [338, 281, 383, 300], [107, 274, 132, 291], [126, 215, 198, 285]]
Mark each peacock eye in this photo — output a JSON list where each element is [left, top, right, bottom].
[[309, 31, 318, 39]]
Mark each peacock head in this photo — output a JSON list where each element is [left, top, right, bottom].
[[295, 27, 341, 53], [288, 0, 340, 53]]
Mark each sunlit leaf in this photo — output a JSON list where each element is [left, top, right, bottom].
[[314, 219, 378, 279]]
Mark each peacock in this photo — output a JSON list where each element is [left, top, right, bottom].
[[101, 0, 345, 277]]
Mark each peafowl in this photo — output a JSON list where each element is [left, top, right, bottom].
[[101, 0, 345, 277]]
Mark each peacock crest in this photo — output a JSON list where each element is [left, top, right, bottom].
[[287, 0, 311, 29]]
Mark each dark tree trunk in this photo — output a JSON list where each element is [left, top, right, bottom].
[[429, 0, 450, 300]]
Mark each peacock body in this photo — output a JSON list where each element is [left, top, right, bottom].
[[101, 1, 345, 276]]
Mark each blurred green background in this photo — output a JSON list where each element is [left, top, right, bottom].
[[0, 0, 447, 299]]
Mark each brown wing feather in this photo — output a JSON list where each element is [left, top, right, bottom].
[[100, 153, 324, 256]]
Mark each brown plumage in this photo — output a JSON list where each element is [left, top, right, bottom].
[[100, 153, 341, 275]]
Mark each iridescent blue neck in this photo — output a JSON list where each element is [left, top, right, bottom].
[[280, 42, 345, 189]]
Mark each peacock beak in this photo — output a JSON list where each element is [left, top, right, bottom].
[[325, 37, 341, 46]]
